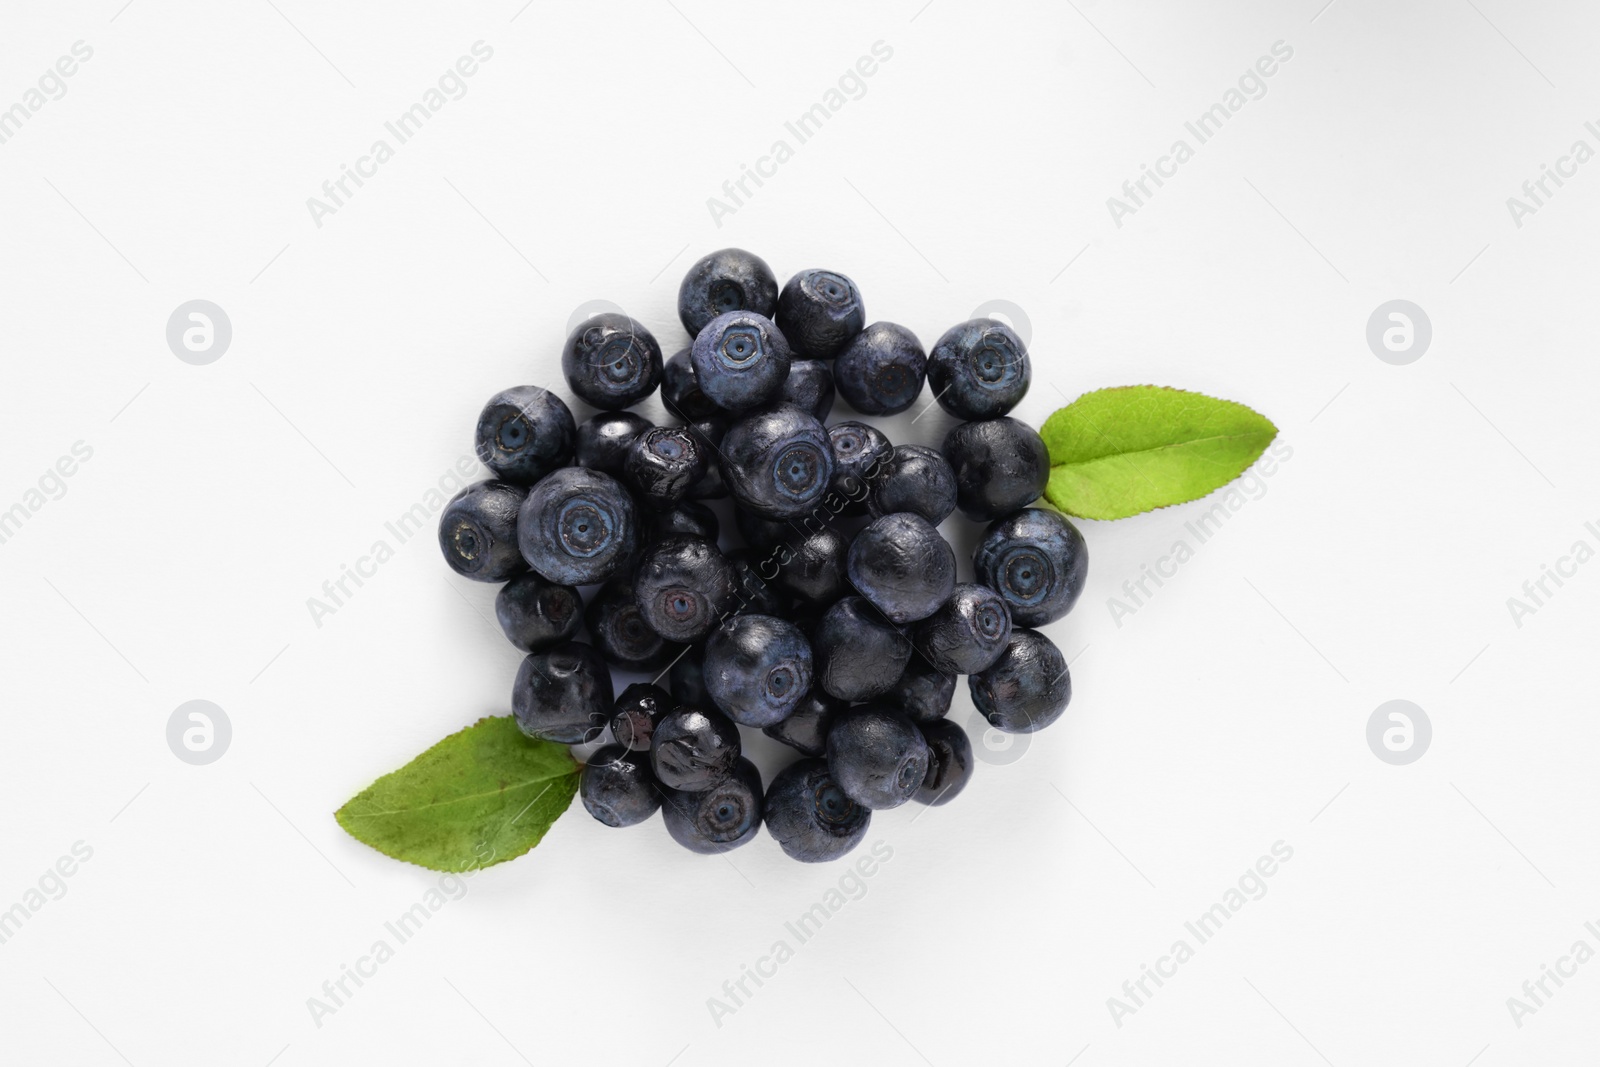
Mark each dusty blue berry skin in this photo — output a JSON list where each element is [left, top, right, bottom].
[[813, 596, 912, 701], [608, 682, 672, 753], [474, 386, 575, 485], [632, 536, 738, 643], [886, 656, 955, 723], [670, 645, 710, 707], [623, 426, 707, 508], [653, 500, 719, 543], [927, 318, 1031, 419], [581, 745, 662, 827], [912, 582, 1012, 675], [678, 248, 779, 337], [828, 420, 893, 515], [690, 310, 792, 414], [826, 706, 930, 810], [776, 269, 865, 358], [847, 512, 957, 624], [722, 404, 836, 520], [724, 548, 788, 616], [512, 641, 613, 743], [662, 757, 764, 854], [651, 705, 742, 792], [765, 758, 871, 862], [969, 628, 1071, 733], [775, 527, 850, 605], [439, 480, 530, 582], [914, 719, 972, 805], [779, 359, 835, 421], [942, 417, 1050, 522], [834, 322, 926, 415], [575, 410, 651, 477], [518, 468, 639, 586], [684, 418, 729, 500], [661, 348, 721, 422], [586, 577, 680, 672], [562, 312, 663, 410], [868, 444, 957, 524], [764, 690, 846, 756], [973, 508, 1088, 626], [495, 571, 583, 653], [704, 614, 814, 727]]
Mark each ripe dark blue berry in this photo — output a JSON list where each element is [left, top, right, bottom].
[[632, 536, 738, 643], [703, 614, 813, 727], [678, 248, 779, 337], [724, 548, 788, 615], [661, 348, 721, 422], [886, 656, 955, 723], [927, 318, 1031, 419], [495, 571, 583, 653], [868, 444, 957, 524], [969, 628, 1071, 733], [779, 359, 835, 422], [834, 322, 926, 415], [912, 582, 1013, 674], [813, 596, 912, 701], [826, 706, 930, 810], [609, 682, 672, 752], [581, 745, 662, 827], [763, 690, 846, 757], [942, 417, 1050, 522], [973, 507, 1088, 626], [512, 641, 613, 743], [690, 310, 792, 414], [575, 410, 651, 477], [623, 426, 706, 508], [776, 269, 864, 358], [662, 757, 763, 854], [722, 403, 836, 520], [474, 386, 575, 485], [765, 758, 871, 862], [847, 512, 957, 624], [651, 705, 742, 792], [653, 500, 720, 543], [774, 526, 850, 605], [586, 577, 680, 671], [439, 480, 529, 582], [561, 312, 663, 410], [684, 418, 729, 500], [670, 645, 710, 707], [828, 420, 893, 514], [915, 719, 972, 806], [518, 468, 639, 586]]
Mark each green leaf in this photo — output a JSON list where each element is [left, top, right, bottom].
[[1040, 386, 1277, 520], [335, 716, 580, 872]]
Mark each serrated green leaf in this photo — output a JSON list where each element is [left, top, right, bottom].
[[336, 716, 579, 872], [1040, 386, 1277, 520]]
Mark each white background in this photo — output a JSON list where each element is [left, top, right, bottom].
[[1, 1, 1597, 1064]]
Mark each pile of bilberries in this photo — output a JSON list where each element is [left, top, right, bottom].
[[438, 249, 1085, 862]]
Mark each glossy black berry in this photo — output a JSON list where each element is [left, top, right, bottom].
[[633, 536, 737, 643], [926, 318, 1031, 419], [779, 359, 835, 422], [661, 348, 721, 423], [623, 426, 706, 508], [662, 757, 764, 854], [813, 596, 912, 701], [915, 719, 973, 806], [650, 705, 742, 792], [690, 310, 792, 414], [494, 571, 583, 653], [575, 410, 651, 477], [512, 641, 613, 743], [969, 628, 1071, 733], [774, 526, 850, 605], [868, 444, 957, 524], [912, 582, 1013, 674], [652, 500, 719, 543], [973, 508, 1088, 627], [776, 269, 864, 358], [586, 577, 680, 672], [518, 468, 639, 586], [886, 656, 955, 723], [561, 312, 663, 411], [828, 420, 893, 514], [724, 548, 788, 616], [847, 512, 957, 624], [439, 480, 529, 583], [722, 404, 836, 520], [942, 417, 1050, 522], [765, 759, 871, 862], [684, 418, 729, 501], [608, 682, 672, 752], [581, 746, 662, 827], [834, 322, 926, 415], [678, 248, 779, 337], [703, 614, 814, 727], [826, 706, 930, 810], [763, 690, 846, 757], [474, 386, 575, 485], [669, 644, 710, 707]]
